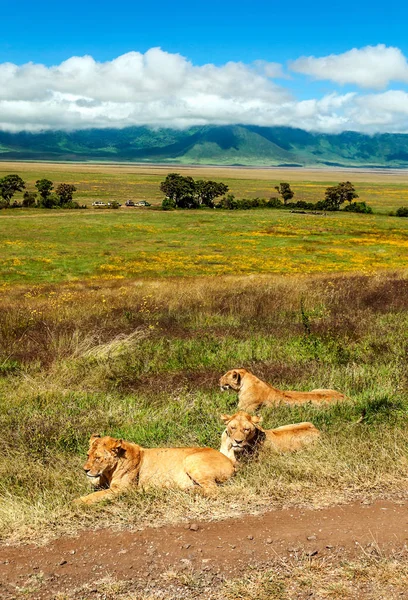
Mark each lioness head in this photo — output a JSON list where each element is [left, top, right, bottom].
[[219, 368, 248, 392], [220, 411, 262, 452], [83, 434, 128, 485]]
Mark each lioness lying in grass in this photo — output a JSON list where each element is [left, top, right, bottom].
[[76, 434, 235, 504], [220, 368, 345, 412], [220, 411, 320, 465]]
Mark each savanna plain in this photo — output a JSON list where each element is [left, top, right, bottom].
[[0, 163, 407, 599]]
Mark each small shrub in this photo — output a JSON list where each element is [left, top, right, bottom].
[[218, 196, 275, 210], [396, 206, 408, 217], [61, 201, 87, 209], [217, 194, 238, 209], [162, 197, 176, 210], [23, 191, 38, 207], [267, 197, 283, 208], [286, 201, 317, 211], [236, 198, 253, 210], [37, 194, 60, 209], [343, 201, 373, 214]]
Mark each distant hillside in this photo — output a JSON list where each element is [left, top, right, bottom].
[[2, 125, 408, 167]]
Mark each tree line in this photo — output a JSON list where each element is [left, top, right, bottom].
[[159, 174, 373, 213], [0, 174, 82, 209]]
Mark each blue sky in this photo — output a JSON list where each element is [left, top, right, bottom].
[[2, 0, 407, 66], [1, 0, 408, 133]]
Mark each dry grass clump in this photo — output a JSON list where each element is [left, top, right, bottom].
[[220, 553, 408, 600], [0, 271, 407, 542]]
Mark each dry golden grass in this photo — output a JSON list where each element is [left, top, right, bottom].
[[2, 160, 408, 183]]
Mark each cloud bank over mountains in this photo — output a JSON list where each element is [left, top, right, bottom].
[[1, 45, 408, 134]]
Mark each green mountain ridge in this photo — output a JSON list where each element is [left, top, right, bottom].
[[1, 125, 408, 167]]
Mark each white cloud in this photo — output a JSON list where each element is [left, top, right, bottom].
[[350, 90, 408, 131], [289, 44, 408, 89], [1, 47, 408, 134], [0, 48, 294, 131]]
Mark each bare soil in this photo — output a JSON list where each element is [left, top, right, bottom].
[[1, 499, 406, 599]]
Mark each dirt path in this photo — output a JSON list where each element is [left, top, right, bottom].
[[1, 499, 406, 599]]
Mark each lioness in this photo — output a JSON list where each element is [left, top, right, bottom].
[[76, 434, 235, 504], [220, 411, 320, 464], [220, 368, 345, 412]]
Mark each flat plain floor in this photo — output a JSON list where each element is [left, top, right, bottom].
[[1, 161, 408, 211], [1, 162, 408, 284]]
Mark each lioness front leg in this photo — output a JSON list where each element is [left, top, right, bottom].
[[74, 485, 127, 505], [219, 431, 237, 465], [197, 481, 219, 496]]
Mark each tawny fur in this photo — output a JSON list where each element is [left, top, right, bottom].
[[76, 434, 235, 505], [220, 368, 345, 412], [219, 411, 320, 465]]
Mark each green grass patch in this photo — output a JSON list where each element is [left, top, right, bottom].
[[1, 208, 408, 284]]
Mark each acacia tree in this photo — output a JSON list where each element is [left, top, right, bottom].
[[35, 179, 54, 204], [195, 180, 229, 208], [274, 182, 294, 205], [160, 173, 197, 208], [55, 183, 77, 205], [323, 181, 358, 211], [160, 174, 230, 209], [0, 174, 25, 205]]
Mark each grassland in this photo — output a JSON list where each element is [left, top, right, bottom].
[[1, 203, 408, 284], [0, 163, 407, 548], [0, 273, 407, 543], [1, 162, 408, 285], [1, 161, 408, 211]]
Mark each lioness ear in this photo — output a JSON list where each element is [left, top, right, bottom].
[[110, 438, 124, 455], [232, 371, 242, 384], [220, 414, 232, 424], [90, 433, 101, 444], [251, 415, 263, 424]]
